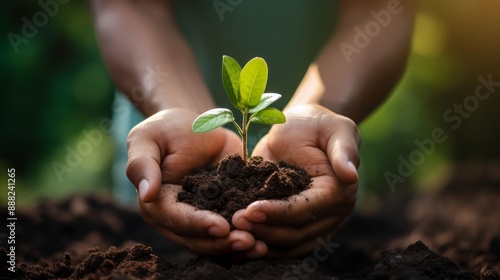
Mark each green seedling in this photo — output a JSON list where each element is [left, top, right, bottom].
[[192, 55, 286, 164]]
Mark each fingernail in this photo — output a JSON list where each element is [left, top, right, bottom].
[[232, 241, 250, 251], [208, 226, 226, 237], [234, 217, 252, 231], [246, 241, 267, 259], [138, 179, 150, 201], [348, 161, 358, 178], [249, 211, 266, 222]]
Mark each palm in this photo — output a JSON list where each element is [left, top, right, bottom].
[[155, 110, 242, 185], [253, 123, 336, 181], [128, 109, 266, 257]]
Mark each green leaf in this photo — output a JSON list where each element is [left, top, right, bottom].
[[238, 57, 268, 109], [192, 108, 234, 133], [249, 108, 286, 125], [222, 55, 242, 109], [248, 93, 282, 113]]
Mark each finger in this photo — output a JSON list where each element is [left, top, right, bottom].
[[155, 228, 257, 256], [328, 140, 359, 185], [233, 215, 341, 249], [228, 241, 268, 262], [240, 177, 357, 227], [321, 116, 361, 184], [126, 128, 163, 203], [245, 240, 268, 259], [140, 184, 230, 238]]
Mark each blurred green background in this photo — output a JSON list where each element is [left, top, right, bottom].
[[1, 1, 499, 207]]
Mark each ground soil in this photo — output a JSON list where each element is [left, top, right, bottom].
[[178, 154, 311, 225], [1, 162, 499, 279]]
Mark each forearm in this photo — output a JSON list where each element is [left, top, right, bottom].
[[91, 0, 215, 117], [287, 0, 416, 124]]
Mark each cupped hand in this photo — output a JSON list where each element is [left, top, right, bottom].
[[126, 108, 266, 257], [232, 104, 361, 258]]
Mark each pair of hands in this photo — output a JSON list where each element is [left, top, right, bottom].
[[126, 104, 360, 260]]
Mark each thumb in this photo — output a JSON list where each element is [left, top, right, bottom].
[[126, 136, 163, 203], [328, 144, 359, 184], [324, 118, 361, 185]]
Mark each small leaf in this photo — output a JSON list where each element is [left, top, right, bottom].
[[222, 55, 242, 109], [239, 57, 268, 109], [192, 108, 234, 133], [249, 108, 286, 125], [248, 93, 282, 113]]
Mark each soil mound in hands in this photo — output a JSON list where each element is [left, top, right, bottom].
[[178, 154, 311, 224]]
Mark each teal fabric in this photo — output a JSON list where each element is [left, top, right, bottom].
[[112, 93, 144, 204], [113, 1, 340, 203]]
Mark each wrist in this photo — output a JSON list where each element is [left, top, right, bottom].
[[130, 82, 216, 117], [318, 94, 359, 122]]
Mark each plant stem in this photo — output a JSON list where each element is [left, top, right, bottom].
[[242, 110, 248, 164], [232, 120, 243, 136]]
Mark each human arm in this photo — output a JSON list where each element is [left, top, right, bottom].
[[288, 0, 416, 123], [236, 0, 416, 258], [91, 0, 264, 258], [91, 0, 215, 116]]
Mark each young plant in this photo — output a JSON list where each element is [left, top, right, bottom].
[[192, 55, 286, 164]]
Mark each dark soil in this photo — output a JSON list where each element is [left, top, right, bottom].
[[1, 162, 500, 279], [178, 154, 311, 224]]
